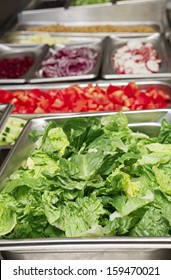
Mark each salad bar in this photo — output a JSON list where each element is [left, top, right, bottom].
[[1, 0, 171, 260]]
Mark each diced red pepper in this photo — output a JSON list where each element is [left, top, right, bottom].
[[136, 92, 151, 106], [123, 82, 140, 97], [108, 90, 125, 105], [0, 82, 170, 114], [107, 84, 121, 95]]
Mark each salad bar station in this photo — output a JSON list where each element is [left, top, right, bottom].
[[1, 0, 171, 260]]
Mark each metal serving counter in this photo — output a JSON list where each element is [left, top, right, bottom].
[[17, 0, 167, 26]]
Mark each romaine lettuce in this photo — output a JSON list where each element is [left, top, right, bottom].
[[1, 113, 171, 238]]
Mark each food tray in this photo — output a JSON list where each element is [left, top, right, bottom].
[[1, 79, 171, 114], [0, 79, 171, 149], [17, 0, 165, 33], [102, 33, 171, 80], [0, 32, 103, 45], [0, 44, 49, 84], [1, 109, 171, 260], [0, 104, 13, 132], [28, 39, 104, 83], [13, 21, 162, 35]]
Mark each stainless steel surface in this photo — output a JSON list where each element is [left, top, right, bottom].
[[116, 0, 159, 5], [2, 248, 171, 260], [17, 0, 167, 27], [1, 109, 171, 259], [0, 104, 13, 132], [29, 39, 104, 83], [165, 31, 171, 48], [0, 79, 170, 149], [1, 109, 171, 260], [12, 21, 162, 35], [102, 33, 171, 79], [0, 109, 171, 186], [0, 44, 12, 52], [1, 32, 104, 45], [1, 79, 171, 95], [0, 44, 49, 84], [1, 235, 171, 252]]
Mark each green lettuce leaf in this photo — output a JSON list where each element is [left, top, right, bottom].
[[1, 114, 171, 238], [158, 119, 171, 144], [130, 207, 170, 236], [43, 193, 106, 237]]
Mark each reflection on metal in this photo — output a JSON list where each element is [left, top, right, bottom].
[[17, 0, 167, 25]]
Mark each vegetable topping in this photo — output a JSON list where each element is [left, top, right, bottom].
[[1, 113, 171, 238], [0, 82, 170, 114], [112, 41, 162, 74], [39, 47, 98, 78], [0, 56, 34, 79]]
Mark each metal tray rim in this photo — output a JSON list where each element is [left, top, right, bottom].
[[2, 31, 163, 40], [0, 78, 171, 90], [0, 104, 13, 132], [1, 109, 171, 175], [1, 236, 171, 251], [13, 20, 163, 34], [0, 79, 170, 150]]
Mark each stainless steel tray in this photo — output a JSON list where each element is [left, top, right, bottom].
[[1, 246, 171, 260], [1, 109, 171, 184], [0, 79, 171, 148], [29, 39, 104, 83], [17, 1, 166, 31], [2, 78, 171, 91], [0, 79, 171, 112], [13, 21, 162, 35], [0, 44, 49, 84], [1, 31, 162, 40], [0, 32, 104, 45], [0, 104, 13, 132], [1, 109, 171, 260], [102, 33, 171, 80]]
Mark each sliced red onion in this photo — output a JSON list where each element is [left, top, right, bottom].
[[40, 46, 98, 78]]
